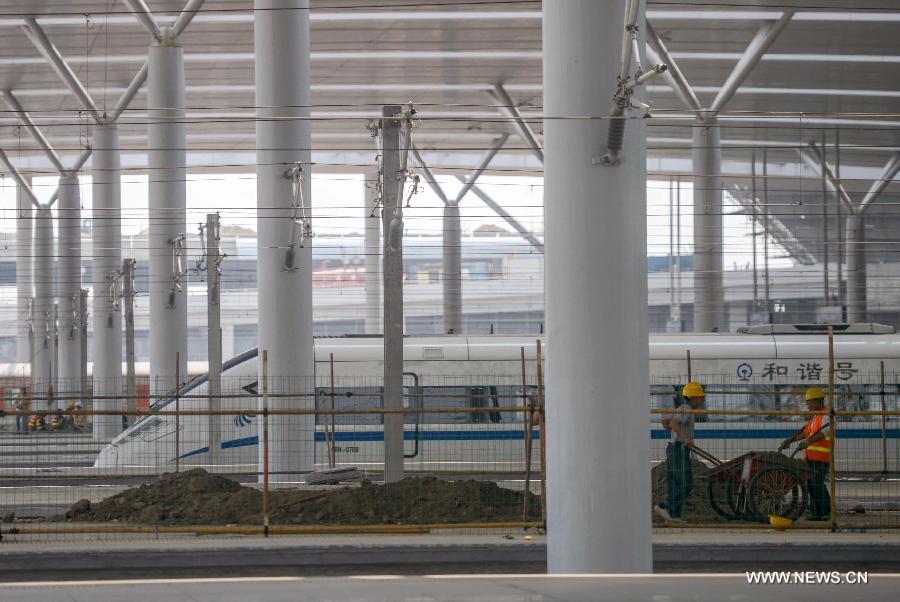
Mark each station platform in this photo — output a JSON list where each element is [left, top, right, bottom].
[[1, 531, 899, 580], [4, 573, 900, 602]]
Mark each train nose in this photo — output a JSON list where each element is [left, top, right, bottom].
[[93, 446, 118, 468]]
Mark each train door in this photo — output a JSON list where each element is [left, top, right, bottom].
[[403, 372, 421, 459]]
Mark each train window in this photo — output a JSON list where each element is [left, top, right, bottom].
[[466, 386, 502, 424], [314, 386, 382, 426], [420, 386, 469, 424]]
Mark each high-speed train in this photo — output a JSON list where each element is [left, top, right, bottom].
[[93, 325, 900, 473]]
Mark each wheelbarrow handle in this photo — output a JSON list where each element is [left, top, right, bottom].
[[687, 442, 724, 467]]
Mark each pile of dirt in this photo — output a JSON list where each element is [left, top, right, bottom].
[[63, 469, 541, 526]]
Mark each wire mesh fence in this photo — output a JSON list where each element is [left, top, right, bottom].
[[0, 370, 897, 543], [0, 375, 545, 543]]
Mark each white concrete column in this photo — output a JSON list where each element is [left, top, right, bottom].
[[544, 0, 651, 573], [148, 29, 188, 396], [16, 181, 33, 364], [31, 206, 54, 409], [692, 118, 724, 332], [92, 124, 123, 441], [364, 171, 381, 334], [56, 173, 82, 403], [845, 212, 866, 323], [255, 0, 315, 481], [442, 202, 462, 334]]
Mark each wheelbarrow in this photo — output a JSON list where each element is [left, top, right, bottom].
[[690, 445, 812, 523]]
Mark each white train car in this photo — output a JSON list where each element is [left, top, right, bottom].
[[92, 325, 900, 473]]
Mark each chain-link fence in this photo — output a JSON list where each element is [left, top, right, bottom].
[[1, 371, 898, 542]]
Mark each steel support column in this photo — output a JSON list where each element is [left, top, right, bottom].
[[442, 202, 462, 334], [381, 106, 405, 483], [255, 0, 315, 480], [845, 212, 866, 323], [148, 29, 188, 396], [56, 173, 82, 403], [16, 181, 33, 364], [692, 119, 724, 332], [92, 125, 122, 441], [206, 213, 223, 465], [544, 0, 651, 572], [364, 169, 382, 334], [31, 206, 54, 408]]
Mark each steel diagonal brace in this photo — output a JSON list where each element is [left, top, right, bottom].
[[709, 11, 795, 115], [1, 89, 65, 173], [0, 146, 41, 208], [122, 0, 163, 40], [410, 145, 451, 206], [456, 177, 544, 254], [453, 134, 509, 204], [859, 151, 900, 213], [21, 18, 102, 124], [487, 84, 543, 164], [799, 143, 856, 213], [645, 21, 702, 114]]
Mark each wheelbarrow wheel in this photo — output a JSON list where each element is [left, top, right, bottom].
[[747, 466, 807, 523], [707, 478, 740, 520]]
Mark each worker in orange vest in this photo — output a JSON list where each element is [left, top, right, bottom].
[[778, 387, 831, 521]]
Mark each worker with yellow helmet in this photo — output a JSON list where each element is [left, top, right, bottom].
[[654, 380, 705, 524], [778, 387, 832, 521]]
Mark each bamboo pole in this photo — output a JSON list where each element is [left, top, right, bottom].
[[521, 346, 532, 523], [686, 349, 692, 381], [880, 360, 888, 473], [828, 326, 838, 532], [536, 339, 547, 528], [329, 352, 337, 468], [174, 352, 180, 474], [262, 349, 270, 538], [8, 522, 545, 536]]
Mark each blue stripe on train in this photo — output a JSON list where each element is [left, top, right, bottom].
[[179, 428, 900, 458], [209, 428, 899, 452]]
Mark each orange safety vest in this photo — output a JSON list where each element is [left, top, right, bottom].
[[804, 414, 831, 464]]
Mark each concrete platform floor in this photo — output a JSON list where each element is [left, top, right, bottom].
[[3, 574, 899, 602], [1, 531, 900, 580]]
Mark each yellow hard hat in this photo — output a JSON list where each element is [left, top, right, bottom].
[[805, 387, 826, 402], [683, 381, 705, 398]]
